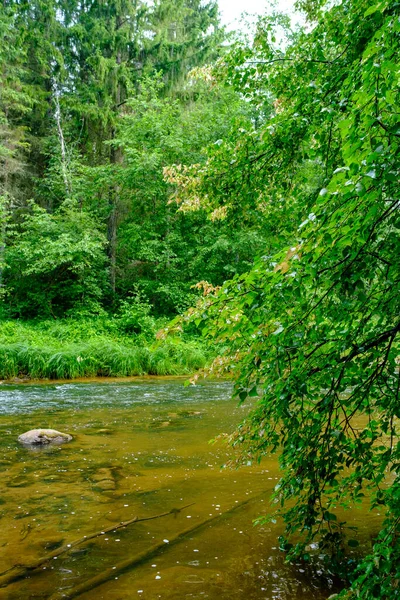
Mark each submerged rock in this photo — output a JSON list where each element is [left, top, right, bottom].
[[95, 479, 116, 491], [18, 429, 73, 446], [40, 537, 65, 551], [91, 466, 117, 492], [7, 476, 31, 488]]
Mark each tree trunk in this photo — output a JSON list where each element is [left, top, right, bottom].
[[108, 39, 123, 296], [53, 81, 71, 198]]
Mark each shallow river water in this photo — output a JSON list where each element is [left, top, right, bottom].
[[0, 378, 372, 600]]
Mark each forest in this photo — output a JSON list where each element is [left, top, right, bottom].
[[0, 0, 266, 377], [0, 0, 399, 597]]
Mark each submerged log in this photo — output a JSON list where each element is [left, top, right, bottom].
[[0, 503, 194, 588], [49, 493, 264, 600]]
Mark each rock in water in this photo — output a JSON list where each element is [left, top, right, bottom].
[[18, 429, 73, 446]]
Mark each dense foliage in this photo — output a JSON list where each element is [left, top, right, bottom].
[[165, 0, 400, 597], [5, 201, 107, 317], [0, 0, 266, 318]]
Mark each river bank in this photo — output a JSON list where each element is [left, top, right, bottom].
[[0, 319, 210, 380]]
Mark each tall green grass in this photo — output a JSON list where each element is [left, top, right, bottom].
[[0, 319, 209, 380]]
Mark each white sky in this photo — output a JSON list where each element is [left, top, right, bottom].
[[218, 0, 301, 30]]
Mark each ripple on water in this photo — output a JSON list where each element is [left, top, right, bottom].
[[0, 379, 233, 415]]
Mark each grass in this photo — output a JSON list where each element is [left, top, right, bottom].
[[0, 319, 209, 380]]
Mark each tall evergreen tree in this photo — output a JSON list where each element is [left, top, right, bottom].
[[144, 0, 223, 89], [0, 3, 34, 200]]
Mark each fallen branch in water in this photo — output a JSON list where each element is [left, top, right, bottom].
[[49, 493, 265, 600], [0, 503, 194, 588]]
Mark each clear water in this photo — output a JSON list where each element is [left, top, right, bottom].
[[0, 378, 366, 600]]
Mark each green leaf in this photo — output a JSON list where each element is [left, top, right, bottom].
[[324, 511, 338, 522]]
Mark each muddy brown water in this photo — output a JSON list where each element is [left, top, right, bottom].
[[0, 378, 378, 599]]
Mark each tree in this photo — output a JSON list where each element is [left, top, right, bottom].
[[4, 201, 108, 318], [54, 0, 226, 295], [0, 5, 33, 200], [81, 72, 265, 314], [165, 0, 400, 597], [143, 0, 223, 89]]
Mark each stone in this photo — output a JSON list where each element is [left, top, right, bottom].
[[178, 410, 203, 418], [95, 479, 116, 491], [91, 467, 114, 482], [7, 476, 31, 488], [91, 467, 117, 492], [35, 537, 65, 551], [18, 429, 73, 446]]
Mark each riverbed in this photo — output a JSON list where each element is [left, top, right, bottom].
[[0, 378, 364, 599]]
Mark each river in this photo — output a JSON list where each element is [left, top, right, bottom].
[[0, 378, 370, 599]]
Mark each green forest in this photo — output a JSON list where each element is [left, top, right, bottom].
[[1, 0, 399, 597], [0, 0, 265, 377]]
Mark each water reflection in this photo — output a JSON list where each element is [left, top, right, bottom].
[[0, 378, 342, 599]]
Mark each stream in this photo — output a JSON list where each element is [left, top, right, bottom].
[[0, 378, 374, 599]]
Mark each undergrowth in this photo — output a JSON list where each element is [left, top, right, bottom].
[[0, 319, 209, 379]]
